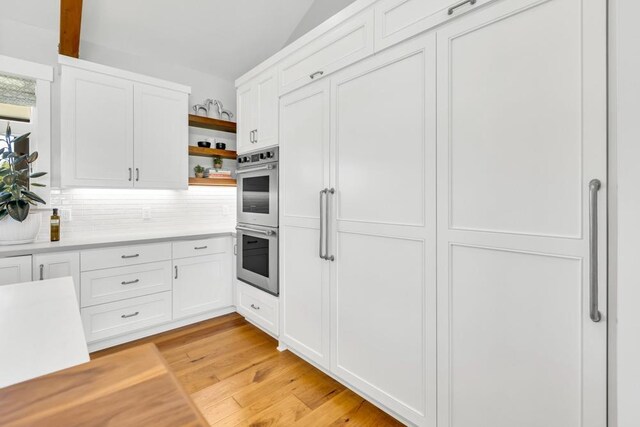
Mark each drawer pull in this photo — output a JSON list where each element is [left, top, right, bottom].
[[250, 303, 260, 310], [121, 254, 140, 259], [121, 279, 140, 285], [194, 246, 208, 250], [309, 71, 324, 79], [448, 0, 477, 15], [121, 311, 139, 319]]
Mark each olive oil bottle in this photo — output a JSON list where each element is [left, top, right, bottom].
[[50, 208, 60, 242]]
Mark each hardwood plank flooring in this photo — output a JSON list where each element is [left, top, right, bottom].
[[92, 313, 405, 426]]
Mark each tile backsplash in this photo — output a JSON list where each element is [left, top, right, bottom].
[[35, 186, 237, 242]]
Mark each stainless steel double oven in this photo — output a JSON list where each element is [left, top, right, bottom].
[[235, 147, 279, 296]]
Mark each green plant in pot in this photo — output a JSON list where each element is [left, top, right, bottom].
[[213, 155, 223, 171], [0, 123, 47, 245], [194, 164, 205, 178]]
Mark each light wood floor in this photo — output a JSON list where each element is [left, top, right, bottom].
[[92, 313, 404, 426]]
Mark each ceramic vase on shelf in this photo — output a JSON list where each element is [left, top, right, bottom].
[[0, 212, 42, 245]]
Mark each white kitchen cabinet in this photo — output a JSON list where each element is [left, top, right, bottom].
[[60, 66, 134, 188], [236, 68, 278, 154], [435, 0, 607, 425], [279, 80, 332, 369], [329, 33, 437, 426], [133, 83, 188, 189], [60, 58, 189, 189], [280, 32, 437, 426], [33, 252, 80, 301], [173, 254, 232, 319], [0, 256, 32, 285], [278, 9, 375, 95], [236, 281, 279, 336], [373, 0, 496, 52]]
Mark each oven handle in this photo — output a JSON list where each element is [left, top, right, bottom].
[[236, 164, 276, 175], [236, 225, 277, 236]]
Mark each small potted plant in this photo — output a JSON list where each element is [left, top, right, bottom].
[[213, 155, 223, 171], [194, 164, 205, 178], [0, 123, 48, 245]]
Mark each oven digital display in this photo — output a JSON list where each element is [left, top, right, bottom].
[[251, 154, 260, 162]]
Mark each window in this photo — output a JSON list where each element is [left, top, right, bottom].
[[0, 74, 35, 122]]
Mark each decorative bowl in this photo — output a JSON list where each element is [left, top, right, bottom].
[[197, 141, 211, 148]]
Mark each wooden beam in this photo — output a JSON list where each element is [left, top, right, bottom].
[[59, 0, 83, 58]]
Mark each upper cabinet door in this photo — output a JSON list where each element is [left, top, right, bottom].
[[253, 70, 278, 150], [278, 9, 375, 96], [61, 66, 134, 188], [133, 84, 188, 189], [374, 0, 497, 52], [236, 82, 254, 154]]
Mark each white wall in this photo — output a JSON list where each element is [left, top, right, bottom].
[[285, 0, 358, 45], [613, 0, 640, 426]]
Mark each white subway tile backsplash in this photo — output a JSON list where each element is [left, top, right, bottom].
[[35, 186, 236, 242]]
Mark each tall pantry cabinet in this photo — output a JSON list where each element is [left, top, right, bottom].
[[276, 0, 608, 425], [281, 32, 437, 425]]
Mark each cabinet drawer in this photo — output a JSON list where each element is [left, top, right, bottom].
[[279, 9, 374, 95], [80, 261, 172, 307], [236, 281, 279, 336], [374, 0, 494, 51], [81, 242, 171, 271], [81, 291, 172, 342], [172, 237, 228, 259]]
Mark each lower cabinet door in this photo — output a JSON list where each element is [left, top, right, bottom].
[[33, 252, 80, 302], [81, 291, 172, 342], [173, 254, 231, 319], [0, 256, 32, 285]]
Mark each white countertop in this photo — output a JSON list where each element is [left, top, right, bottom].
[[0, 228, 236, 257]]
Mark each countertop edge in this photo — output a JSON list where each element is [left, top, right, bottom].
[[0, 231, 237, 258]]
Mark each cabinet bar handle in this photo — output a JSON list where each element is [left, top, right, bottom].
[[194, 246, 208, 250], [326, 188, 335, 261], [135, 168, 140, 182], [319, 189, 328, 260], [39, 264, 44, 281], [121, 311, 139, 319], [175, 265, 178, 279], [250, 304, 260, 310], [589, 179, 602, 323], [253, 129, 258, 143], [121, 279, 140, 285], [121, 254, 140, 259], [234, 244, 237, 255], [448, 0, 476, 15], [128, 168, 132, 181], [310, 71, 324, 79]]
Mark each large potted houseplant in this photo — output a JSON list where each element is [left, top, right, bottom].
[[0, 123, 47, 245]]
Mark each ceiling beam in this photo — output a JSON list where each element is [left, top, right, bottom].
[[59, 0, 83, 58]]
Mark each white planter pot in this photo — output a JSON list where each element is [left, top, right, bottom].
[[0, 213, 42, 245]]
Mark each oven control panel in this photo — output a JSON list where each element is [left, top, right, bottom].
[[237, 147, 279, 168]]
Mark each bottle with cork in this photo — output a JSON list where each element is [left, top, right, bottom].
[[50, 208, 60, 242]]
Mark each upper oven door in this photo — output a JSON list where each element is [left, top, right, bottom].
[[237, 163, 278, 227]]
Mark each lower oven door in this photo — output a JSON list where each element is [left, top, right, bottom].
[[236, 224, 278, 296]]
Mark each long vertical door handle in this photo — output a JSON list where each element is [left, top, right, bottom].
[[589, 179, 602, 322], [319, 189, 327, 259], [325, 188, 335, 261]]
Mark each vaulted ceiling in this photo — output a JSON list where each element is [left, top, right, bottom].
[[3, 0, 359, 81]]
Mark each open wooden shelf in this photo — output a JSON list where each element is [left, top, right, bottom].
[[188, 114, 237, 133], [188, 146, 237, 159], [188, 177, 237, 187]]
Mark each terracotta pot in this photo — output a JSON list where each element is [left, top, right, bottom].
[[0, 212, 42, 245]]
